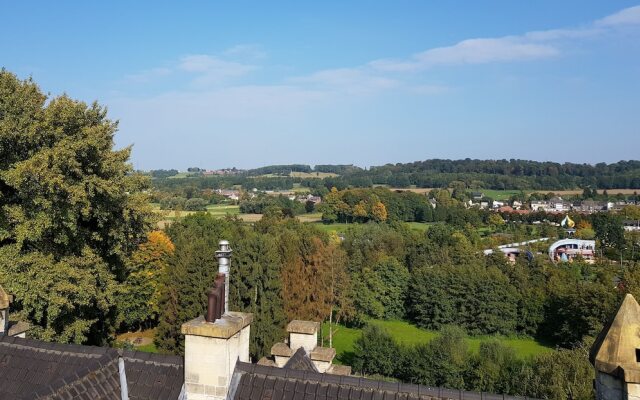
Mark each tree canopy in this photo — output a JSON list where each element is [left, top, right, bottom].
[[0, 70, 153, 344]]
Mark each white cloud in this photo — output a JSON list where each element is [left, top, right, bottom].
[[371, 38, 558, 72], [596, 5, 640, 27], [178, 55, 257, 84], [369, 5, 640, 73]]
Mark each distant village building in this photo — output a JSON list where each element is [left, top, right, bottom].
[[623, 220, 640, 232], [548, 238, 596, 263], [297, 194, 322, 205]]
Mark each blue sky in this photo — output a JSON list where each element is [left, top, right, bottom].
[[2, 1, 640, 170]]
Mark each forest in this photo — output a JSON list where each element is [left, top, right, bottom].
[[152, 159, 640, 193]]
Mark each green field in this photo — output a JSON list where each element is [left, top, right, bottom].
[[206, 204, 241, 217], [479, 190, 524, 201], [321, 320, 552, 364]]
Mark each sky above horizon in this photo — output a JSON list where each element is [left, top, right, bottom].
[[2, 1, 640, 170]]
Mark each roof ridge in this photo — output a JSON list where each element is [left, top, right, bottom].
[[122, 349, 184, 367], [0, 337, 115, 358], [234, 361, 539, 399]]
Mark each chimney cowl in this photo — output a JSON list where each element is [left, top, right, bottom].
[[215, 240, 232, 315]]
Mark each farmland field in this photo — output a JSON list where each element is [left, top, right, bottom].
[[256, 171, 338, 179], [290, 171, 338, 178], [321, 320, 552, 365]]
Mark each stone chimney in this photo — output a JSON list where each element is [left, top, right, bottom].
[[181, 240, 252, 400], [590, 293, 640, 400], [287, 320, 319, 353]]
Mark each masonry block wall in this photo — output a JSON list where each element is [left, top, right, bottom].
[[182, 313, 253, 400]]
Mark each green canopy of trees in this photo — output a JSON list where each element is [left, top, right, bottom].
[[0, 70, 154, 344]]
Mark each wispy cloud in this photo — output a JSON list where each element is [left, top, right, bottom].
[[370, 38, 558, 72], [178, 55, 257, 85], [119, 5, 640, 103], [368, 5, 640, 73], [596, 5, 640, 27]]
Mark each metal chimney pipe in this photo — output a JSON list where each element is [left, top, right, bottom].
[[215, 240, 232, 314]]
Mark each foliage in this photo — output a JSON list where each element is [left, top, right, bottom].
[[409, 264, 518, 335], [399, 326, 470, 388], [0, 70, 153, 344], [352, 324, 401, 376], [155, 215, 235, 353], [593, 212, 625, 251], [117, 231, 174, 331]]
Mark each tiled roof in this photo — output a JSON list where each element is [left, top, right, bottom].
[[230, 361, 538, 400], [283, 348, 318, 372], [123, 350, 184, 400], [0, 336, 121, 399], [0, 336, 185, 400]]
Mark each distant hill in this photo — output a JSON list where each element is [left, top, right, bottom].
[[149, 159, 640, 191]]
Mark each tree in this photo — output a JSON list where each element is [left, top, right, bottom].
[[352, 324, 401, 376], [155, 215, 235, 353], [487, 213, 505, 229], [0, 70, 153, 344], [401, 326, 469, 388], [524, 344, 594, 400], [592, 213, 625, 250], [408, 264, 518, 335], [352, 257, 409, 319], [117, 231, 174, 331], [278, 224, 333, 322], [467, 340, 524, 394], [371, 201, 388, 222], [230, 229, 287, 359]]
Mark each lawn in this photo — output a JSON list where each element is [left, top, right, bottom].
[[321, 320, 552, 364], [206, 204, 241, 217], [480, 190, 523, 201]]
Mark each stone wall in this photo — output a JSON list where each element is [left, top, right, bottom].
[[290, 332, 317, 353]]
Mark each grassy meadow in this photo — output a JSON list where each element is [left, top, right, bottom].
[[321, 320, 552, 365]]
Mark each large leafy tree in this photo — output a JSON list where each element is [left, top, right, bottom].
[[0, 70, 153, 344], [117, 230, 175, 331]]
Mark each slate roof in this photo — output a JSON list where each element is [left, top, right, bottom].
[[283, 347, 318, 372], [0, 336, 185, 400], [123, 350, 184, 400], [0, 336, 122, 399], [230, 361, 538, 400]]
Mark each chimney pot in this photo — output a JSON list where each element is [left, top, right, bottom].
[[215, 240, 232, 314]]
